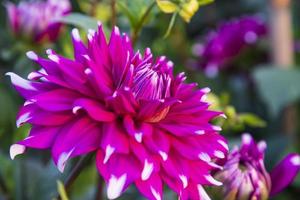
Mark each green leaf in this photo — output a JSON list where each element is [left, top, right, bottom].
[[57, 180, 69, 200], [56, 13, 98, 30], [253, 67, 300, 116], [117, 1, 139, 28], [239, 113, 267, 128], [198, 0, 214, 6]]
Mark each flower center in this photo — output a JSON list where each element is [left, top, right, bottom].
[[132, 64, 172, 101]]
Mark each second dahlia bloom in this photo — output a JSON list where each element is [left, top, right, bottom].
[[6, 0, 71, 43], [215, 134, 300, 200], [194, 16, 267, 76], [7, 24, 228, 200]]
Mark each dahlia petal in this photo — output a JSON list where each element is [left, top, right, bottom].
[[101, 122, 129, 154], [83, 57, 113, 95], [135, 174, 163, 200], [17, 126, 59, 149], [159, 122, 216, 137], [124, 116, 152, 143], [71, 28, 87, 62], [52, 117, 100, 171], [141, 159, 155, 181], [32, 89, 80, 111], [197, 185, 211, 200], [144, 128, 170, 161], [88, 24, 111, 71], [109, 27, 129, 85], [270, 153, 300, 196], [6, 72, 50, 99], [5, 2, 19, 33], [18, 108, 73, 127], [73, 98, 116, 122], [47, 53, 86, 83], [96, 152, 140, 199], [106, 90, 136, 114], [27, 69, 46, 80], [10, 144, 26, 160]]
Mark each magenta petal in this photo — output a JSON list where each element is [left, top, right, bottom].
[[96, 152, 140, 199], [5, 2, 19, 33], [52, 117, 100, 172], [101, 122, 129, 157], [73, 98, 116, 122], [32, 89, 80, 111], [17, 126, 59, 149], [135, 174, 163, 200], [270, 153, 300, 196], [6, 72, 52, 99]]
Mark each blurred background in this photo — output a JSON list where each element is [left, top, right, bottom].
[[0, 0, 300, 199]]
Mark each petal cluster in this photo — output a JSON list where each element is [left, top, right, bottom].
[[7, 24, 228, 200], [215, 133, 300, 200], [194, 16, 267, 76], [6, 0, 71, 43]]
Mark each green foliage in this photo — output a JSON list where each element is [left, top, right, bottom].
[[57, 13, 98, 30], [253, 67, 300, 116]]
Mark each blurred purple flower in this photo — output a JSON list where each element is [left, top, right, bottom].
[[7, 24, 228, 200], [195, 16, 267, 77], [216, 133, 300, 200], [6, 0, 71, 43]]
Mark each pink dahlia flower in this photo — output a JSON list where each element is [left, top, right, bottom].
[[6, 0, 71, 43], [215, 133, 300, 200], [7, 24, 228, 200]]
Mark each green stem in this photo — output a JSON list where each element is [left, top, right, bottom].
[[111, 0, 117, 26], [57, 154, 93, 200], [131, 0, 156, 46], [163, 12, 178, 38], [94, 175, 104, 200]]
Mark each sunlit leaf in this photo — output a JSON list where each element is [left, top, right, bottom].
[[156, 0, 178, 13], [239, 113, 267, 128], [56, 13, 98, 30]]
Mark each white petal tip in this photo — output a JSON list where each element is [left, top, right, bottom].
[[219, 114, 227, 119], [212, 126, 222, 131], [159, 151, 168, 161], [107, 174, 127, 199], [218, 140, 229, 151], [242, 133, 252, 145], [57, 150, 73, 173], [179, 174, 188, 189], [26, 51, 38, 61], [205, 175, 222, 186], [291, 155, 300, 166], [10, 144, 26, 160], [84, 68, 92, 75], [214, 150, 225, 159], [141, 160, 154, 181], [195, 130, 205, 135], [150, 187, 162, 200], [48, 54, 59, 63], [72, 106, 82, 114], [134, 132, 143, 143], [103, 145, 115, 164], [201, 87, 211, 94], [71, 28, 81, 41]]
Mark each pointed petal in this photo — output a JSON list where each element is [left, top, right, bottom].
[[135, 174, 163, 200], [270, 153, 300, 196], [73, 98, 116, 122]]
